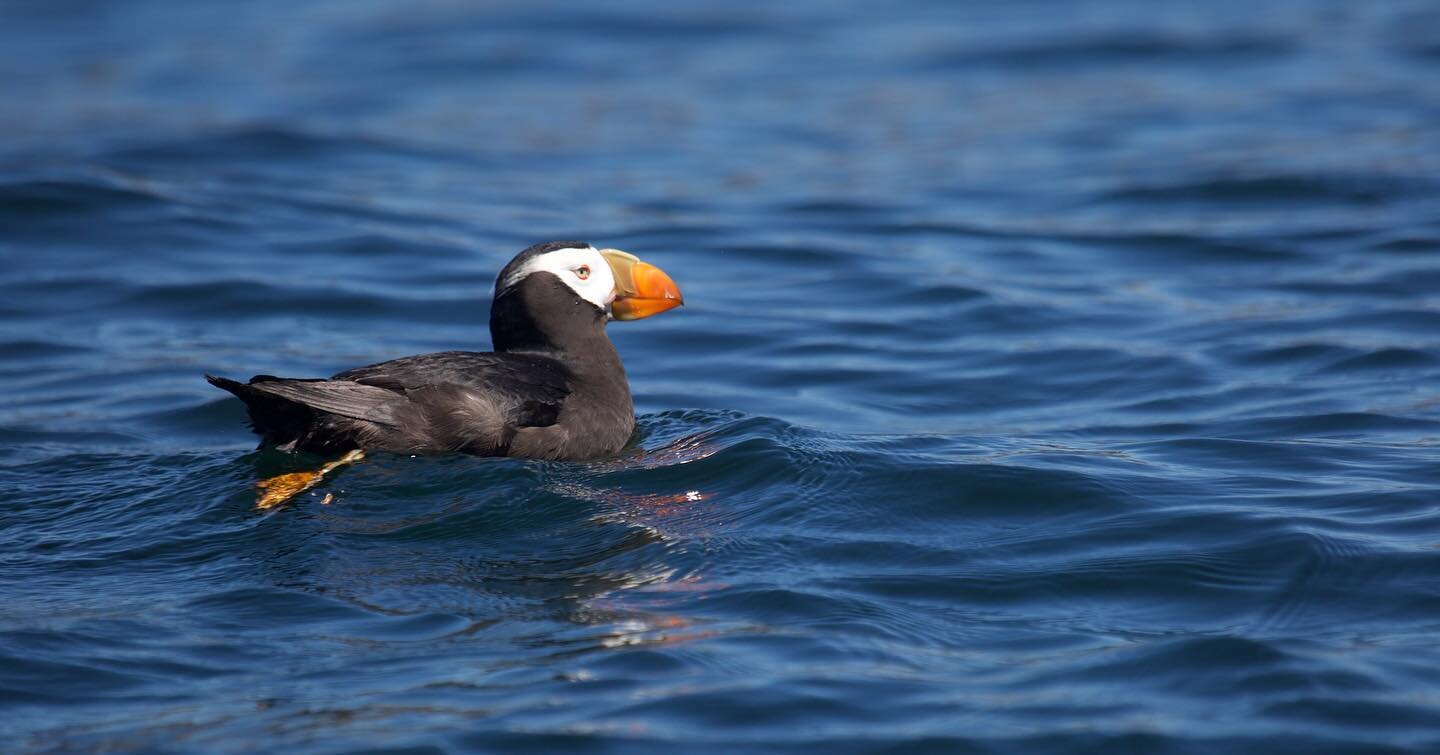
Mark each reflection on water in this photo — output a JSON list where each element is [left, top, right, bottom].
[[249, 434, 732, 651]]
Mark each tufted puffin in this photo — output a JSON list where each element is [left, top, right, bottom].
[[208, 241, 683, 466]]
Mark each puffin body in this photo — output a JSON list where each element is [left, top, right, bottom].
[[208, 241, 682, 461]]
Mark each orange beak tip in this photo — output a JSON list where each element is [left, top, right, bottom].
[[611, 259, 683, 320]]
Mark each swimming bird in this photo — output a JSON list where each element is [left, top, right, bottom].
[[208, 241, 683, 463]]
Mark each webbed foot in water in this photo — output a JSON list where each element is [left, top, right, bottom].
[[255, 449, 364, 510]]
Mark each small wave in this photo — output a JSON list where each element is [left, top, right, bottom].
[[112, 278, 485, 324], [717, 243, 868, 268], [1320, 348, 1438, 373], [1367, 233, 1440, 254], [270, 231, 478, 261], [101, 125, 469, 169], [0, 340, 94, 360], [1101, 174, 1428, 206], [1225, 342, 1361, 367], [0, 177, 167, 219], [918, 30, 1294, 70], [129, 398, 252, 442]]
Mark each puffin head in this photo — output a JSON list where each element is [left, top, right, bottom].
[[490, 241, 683, 352]]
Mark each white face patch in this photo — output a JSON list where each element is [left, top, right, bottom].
[[498, 246, 617, 311]]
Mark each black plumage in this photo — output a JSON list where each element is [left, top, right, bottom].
[[208, 241, 679, 461]]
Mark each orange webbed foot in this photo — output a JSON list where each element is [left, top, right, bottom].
[[255, 449, 364, 510]]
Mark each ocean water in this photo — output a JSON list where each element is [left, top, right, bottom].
[[3, 0, 1440, 751]]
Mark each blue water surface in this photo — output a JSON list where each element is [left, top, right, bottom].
[[3, 0, 1440, 752]]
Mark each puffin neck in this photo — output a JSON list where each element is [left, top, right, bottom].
[[489, 276, 613, 358]]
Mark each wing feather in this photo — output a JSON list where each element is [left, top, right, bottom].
[[334, 351, 570, 428], [248, 379, 405, 427]]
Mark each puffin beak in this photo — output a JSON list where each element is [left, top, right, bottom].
[[601, 249, 684, 321]]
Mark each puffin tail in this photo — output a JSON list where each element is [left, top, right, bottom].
[[206, 373, 249, 397], [206, 373, 266, 416], [208, 374, 367, 509], [206, 373, 316, 446]]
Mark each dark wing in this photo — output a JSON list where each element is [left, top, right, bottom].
[[333, 350, 571, 428], [240, 376, 404, 426], [206, 373, 408, 452], [210, 351, 574, 454]]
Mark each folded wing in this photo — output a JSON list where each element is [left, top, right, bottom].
[[208, 351, 573, 454]]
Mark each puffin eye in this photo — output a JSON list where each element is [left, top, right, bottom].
[[575, 265, 591, 280]]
